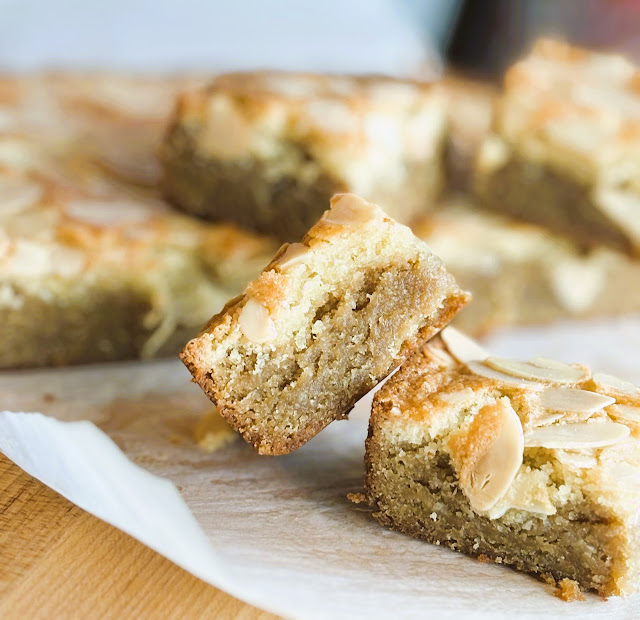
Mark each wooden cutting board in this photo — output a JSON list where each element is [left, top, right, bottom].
[[0, 454, 279, 619]]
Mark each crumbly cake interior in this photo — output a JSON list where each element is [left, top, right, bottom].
[[181, 194, 468, 454], [366, 329, 640, 596]]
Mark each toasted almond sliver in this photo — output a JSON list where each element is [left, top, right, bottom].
[[275, 242, 310, 270], [593, 372, 640, 396], [554, 450, 598, 469], [0, 176, 42, 214], [531, 357, 576, 371], [611, 404, 640, 423], [440, 326, 487, 364], [238, 297, 276, 343], [457, 399, 524, 512], [323, 193, 380, 226], [532, 412, 565, 427], [485, 356, 589, 385], [424, 344, 456, 368], [467, 361, 543, 389], [524, 422, 630, 449], [540, 388, 615, 414]]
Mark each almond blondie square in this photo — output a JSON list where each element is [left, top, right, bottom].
[[412, 199, 640, 336], [162, 72, 447, 242], [475, 39, 640, 255], [366, 327, 640, 596], [0, 74, 275, 367], [181, 194, 469, 455]]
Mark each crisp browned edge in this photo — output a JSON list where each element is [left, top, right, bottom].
[[180, 290, 469, 456]]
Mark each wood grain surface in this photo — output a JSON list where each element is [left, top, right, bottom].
[[0, 454, 279, 620]]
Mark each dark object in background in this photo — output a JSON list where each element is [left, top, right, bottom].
[[447, 0, 640, 80]]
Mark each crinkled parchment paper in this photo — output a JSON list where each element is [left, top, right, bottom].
[[3, 317, 640, 619]]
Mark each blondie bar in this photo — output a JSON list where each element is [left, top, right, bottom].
[[162, 72, 447, 241], [181, 194, 469, 454], [413, 199, 640, 335], [476, 39, 640, 255], [0, 74, 275, 367], [366, 327, 640, 596]]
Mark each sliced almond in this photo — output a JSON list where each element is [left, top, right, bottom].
[[531, 357, 577, 371], [466, 360, 543, 389], [0, 175, 42, 214], [238, 297, 276, 343], [610, 404, 640, 423], [555, 450, 598, 469], [592, 372, 640, 396], [485, 357, 589, 385], [275, 242, 310, 271], [539, 388, 615, 414], [524, 422, 629, 449], [440, 326, 487, 363], [450, 398, 524, 512], [323, 193, 380, 227], [424, 344, 456, 368], [532, 412, 565, 427], [65, 199, 159, 227]]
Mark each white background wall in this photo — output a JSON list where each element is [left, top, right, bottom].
[[0, 0, 460, 75]]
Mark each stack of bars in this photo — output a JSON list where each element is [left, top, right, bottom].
[[168, 39, 640, 599], [163, 41, 640, 338], [4, 36, 640, 599], [3, 38, 640, 368]]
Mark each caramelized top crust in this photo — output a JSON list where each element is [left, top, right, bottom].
[[486, 39, 640, 188], [0, 74, 275, 282], [185, 193, 468, 350], [166, 71, 447, 196], [372, 327, 640, 521]]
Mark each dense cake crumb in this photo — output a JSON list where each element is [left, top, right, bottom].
[[554, 579, 586, 602]]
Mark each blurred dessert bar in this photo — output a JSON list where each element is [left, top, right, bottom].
[[366, 328, 640, 596], [181, 193, 468, 454], [413, 199, 640, 336], [161, 72, 447, 242], [475, 39, 640, 255], [0, 74, 275, 367], [435, 75, 496, 190]]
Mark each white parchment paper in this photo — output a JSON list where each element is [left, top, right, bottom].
[[3, 317, 640, 619]]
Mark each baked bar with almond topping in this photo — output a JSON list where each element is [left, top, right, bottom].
[[180, 193, 469, 455], [435, 76, 495, 191], [161, 71, 447, 242], [365, 326, 640, 596], [412, 199, 640, 336], [0, 74, 275, 367], [475, 39, 640, 255]]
